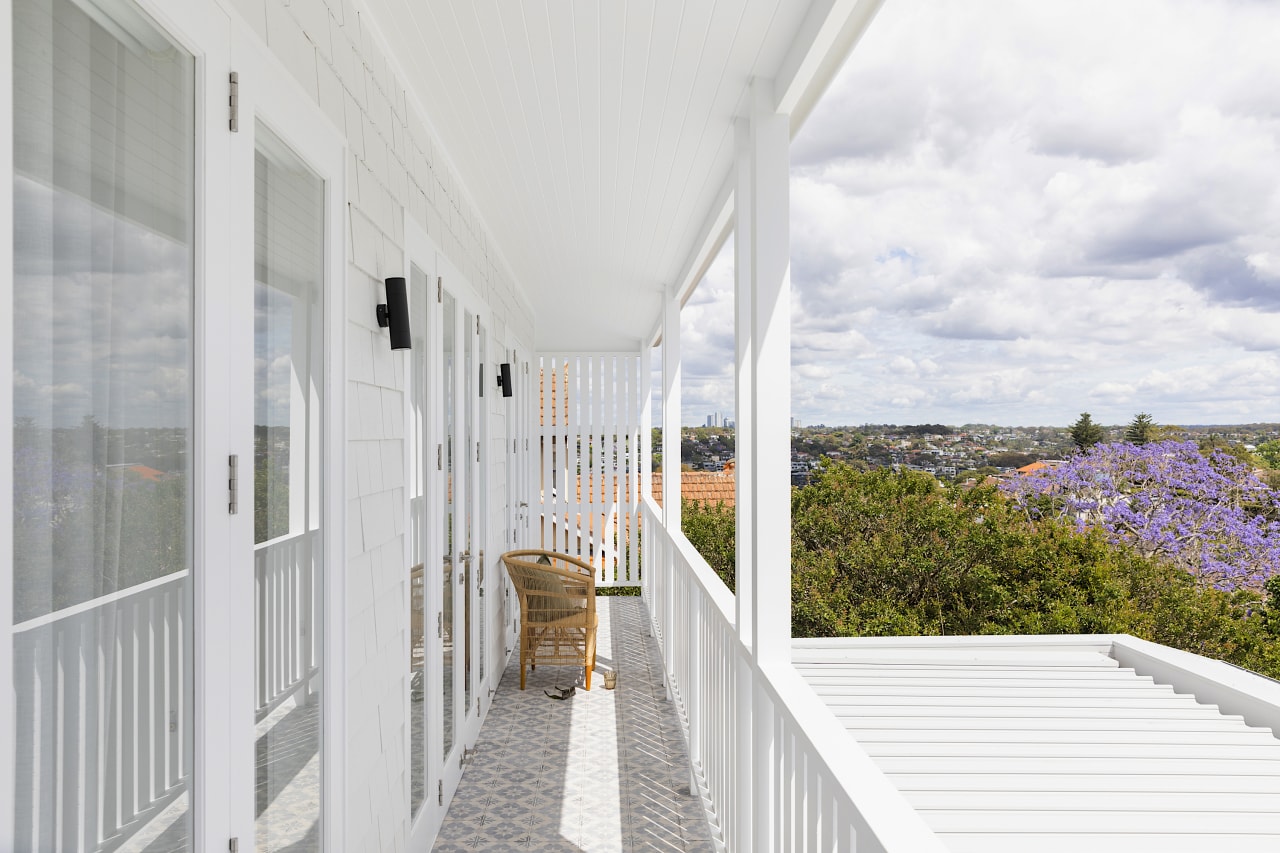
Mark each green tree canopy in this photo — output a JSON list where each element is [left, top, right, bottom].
[[1125, 412, 1157, 445], [683, 462, 1280, 678], [1069, 412, 1105, 451], [1256, 439, 1280, 469]]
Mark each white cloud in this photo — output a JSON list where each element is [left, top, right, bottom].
[[777, 0, 1280, 426]]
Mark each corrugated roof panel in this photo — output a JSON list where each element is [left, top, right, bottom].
[[797, 640, 1280, 852]]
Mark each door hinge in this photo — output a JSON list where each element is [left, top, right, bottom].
[[437, 444, 442, 470], [475, 315, 480, 335], [476, 442, 480, 463], [525, 438, 529, 451], [437, 611, 443, 638], [229, 72, 239, 132], [229, 839, 239, 853], [512, 438, 516, 453], [438, 779, 443, 805], [228, 455, 239, 514], [437, 276, 442, 303]]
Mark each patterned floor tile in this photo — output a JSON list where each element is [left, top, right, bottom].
[[433, 598, 714, 852]]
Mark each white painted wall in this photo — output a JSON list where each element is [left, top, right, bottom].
[[218, 0, 535, 848]]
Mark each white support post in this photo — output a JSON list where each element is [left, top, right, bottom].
[[734, 78, 791, 853], [661, 290, 681, 697], [733, 117, 755, 651], [661, 292, 682, 532], [640, 345, 653, 597], [746, 79, 791, 667]]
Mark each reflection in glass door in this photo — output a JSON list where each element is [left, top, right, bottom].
[[441, 292, 456, 761], [463, 310, 475, 720], [252, 125, 325, 852], [11, 0, 197, 848], [408, 265, 429, 818]]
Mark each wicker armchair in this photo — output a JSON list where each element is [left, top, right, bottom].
[[501, 549, 599, 690]]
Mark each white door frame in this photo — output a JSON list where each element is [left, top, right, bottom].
[[436, 253, 488, 815], [403, 219, 442, 844], [226, 20, 347, 853], [2, 0, 235, 848]]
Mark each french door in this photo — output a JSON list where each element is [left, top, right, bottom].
[[435, 274, 488, 812], [5, 0, 343, 849]]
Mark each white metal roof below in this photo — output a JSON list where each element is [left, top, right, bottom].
[[794, 636, 1280, 853]]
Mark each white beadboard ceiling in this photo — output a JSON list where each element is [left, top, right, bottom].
[[362, 0, 882, 351]]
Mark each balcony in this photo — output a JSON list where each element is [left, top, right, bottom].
[[423, 493, 1280, 851]]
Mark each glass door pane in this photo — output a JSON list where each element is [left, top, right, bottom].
[[477, 326, 487, 690], [408, 265, 428, 817], [252, 125, 325, 852], [463, 309, 474, 719], [12, 0, 196, 848], [441, 291, 456, 760]]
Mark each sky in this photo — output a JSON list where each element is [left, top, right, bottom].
[[678, 0, 1280, 429]]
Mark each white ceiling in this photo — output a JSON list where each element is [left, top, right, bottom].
[[362, 0, 880, 352]]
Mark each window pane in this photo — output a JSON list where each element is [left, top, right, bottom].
[[12, 0, 196, 848], [253, 125, 324, 852]]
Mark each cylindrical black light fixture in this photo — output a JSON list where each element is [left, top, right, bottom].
[[377, 276, 412, 350], [497, 362, 513, 397]]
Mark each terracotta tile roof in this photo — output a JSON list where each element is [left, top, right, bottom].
[[651, 470, 736, 508]]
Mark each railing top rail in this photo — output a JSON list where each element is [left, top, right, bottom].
[[641, 497, 735, 624], [253, 527, 317, 552], [758, 658, 951, 853], [13, 569, 189, 634]]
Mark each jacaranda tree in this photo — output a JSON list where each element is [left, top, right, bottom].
[[1003, 440, 1280, 591]]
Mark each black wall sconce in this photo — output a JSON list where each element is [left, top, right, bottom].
[[497, 362, 513, 398], [377, 276, 412, 350]]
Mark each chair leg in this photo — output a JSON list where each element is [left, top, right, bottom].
[[584, 632, 597, 691]]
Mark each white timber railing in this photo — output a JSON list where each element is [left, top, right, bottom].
[[536, 353, 643, 586], [12, 571, 190, 852], [640, 497, 947, 853], [254, 528, 320, 718]]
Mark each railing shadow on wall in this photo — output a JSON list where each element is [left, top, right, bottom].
[[639, 497, 947, 853]]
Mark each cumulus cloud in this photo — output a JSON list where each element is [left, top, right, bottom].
[[779, 0, 1280, 426]]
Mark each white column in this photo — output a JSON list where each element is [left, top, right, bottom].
[[742, 80, 791, 666], [661, 291, 682, 531], [660, 290, 682, 699], [737, 78, 791, 853], [733, 117, 755, 649]]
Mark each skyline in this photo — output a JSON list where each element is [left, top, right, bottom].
[[677, 0, 1280, 429]]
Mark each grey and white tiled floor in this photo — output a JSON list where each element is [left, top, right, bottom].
[[432, 597, 715, 852]]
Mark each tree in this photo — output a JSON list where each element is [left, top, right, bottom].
[[791, 462, 1280, 677], [1069, 412, 1105, 451], [1256, 439, 1280, 469], [1003, 440, 1280, 592], [1124, 412, 1157, 445], [681, 499, 736, 590], [1199, 436, 1256, 467]]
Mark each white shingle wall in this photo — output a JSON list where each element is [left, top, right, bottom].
[[222, 0, 535, 849]]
